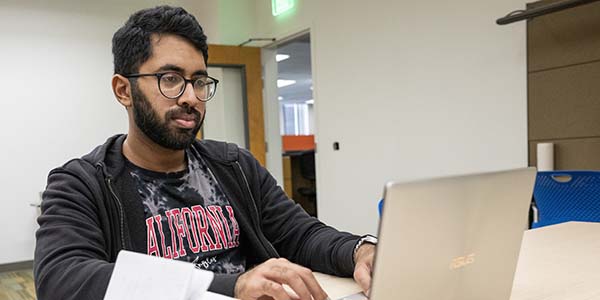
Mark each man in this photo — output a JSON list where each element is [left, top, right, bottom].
[[34, 6, 376, 300]]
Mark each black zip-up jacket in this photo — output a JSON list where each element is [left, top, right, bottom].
[[34, 134, 359, 300]]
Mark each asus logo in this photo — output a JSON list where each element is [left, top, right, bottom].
[[449, 253, 476, 270]]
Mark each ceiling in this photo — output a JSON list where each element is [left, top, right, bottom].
[[277, 34, 313, 105]]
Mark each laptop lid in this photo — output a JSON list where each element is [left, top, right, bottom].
[[369, 167, 536, 300]]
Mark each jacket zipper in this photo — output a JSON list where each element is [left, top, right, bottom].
[[106, 177, 127, 251], [234, 161, 279, 258]]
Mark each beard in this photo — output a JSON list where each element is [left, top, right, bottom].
[[131, 84, 204, 150]]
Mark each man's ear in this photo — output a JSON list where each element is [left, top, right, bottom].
[[112, 74, 133, 108]]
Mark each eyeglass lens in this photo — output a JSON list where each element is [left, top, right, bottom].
[[158, 73, 216, 101]]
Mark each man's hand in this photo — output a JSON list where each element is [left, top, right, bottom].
[[353, 244, 376, 295], [234, 258, 329, 300]]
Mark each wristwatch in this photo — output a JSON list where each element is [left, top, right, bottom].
[[353, 234, 378, 263]]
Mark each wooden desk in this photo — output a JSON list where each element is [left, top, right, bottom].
[[315, 222, 600, 300], [313, 272, 362, 300], [510, 222, 600, 300]]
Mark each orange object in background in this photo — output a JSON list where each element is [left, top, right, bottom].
[[282, 135, 315, 152]]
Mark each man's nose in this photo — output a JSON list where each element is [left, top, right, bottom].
[[177, 81, 201, 108]]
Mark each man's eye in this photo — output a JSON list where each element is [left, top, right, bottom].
[[163, 75, 179, 82], [195, 76, 214, 85]]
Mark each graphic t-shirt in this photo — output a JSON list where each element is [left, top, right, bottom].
[[126, 148, 245, 274]]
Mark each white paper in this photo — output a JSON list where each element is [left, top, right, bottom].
[[537, 142, 554, 171], [104, 250, 214, 300]]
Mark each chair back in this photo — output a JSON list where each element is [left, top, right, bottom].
[[532, 171, 600, 228], [298, 151, 315, 181]]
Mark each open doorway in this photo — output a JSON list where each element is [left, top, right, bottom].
[[276, 33, 317, 216]]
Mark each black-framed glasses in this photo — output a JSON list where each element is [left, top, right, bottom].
[[124, 72, 219, 102]]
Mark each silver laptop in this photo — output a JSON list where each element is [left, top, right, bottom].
[[346, 167, 536, 300]]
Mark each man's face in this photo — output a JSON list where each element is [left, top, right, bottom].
[[130, 34, 207, 150]]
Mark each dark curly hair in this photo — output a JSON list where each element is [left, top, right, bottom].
[[112, 5, 208, 75]]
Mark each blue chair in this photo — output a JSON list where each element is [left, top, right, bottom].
[[532, 171, 600, 228]]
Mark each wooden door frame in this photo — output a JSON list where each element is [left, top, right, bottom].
[[204, 44, 266, 166]]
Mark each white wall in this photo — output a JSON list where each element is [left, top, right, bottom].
[[217, 0, 258, 45], [0, 0, 221, 264], [254, 0, 528, 235]]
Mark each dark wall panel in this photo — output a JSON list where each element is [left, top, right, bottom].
[[529, 138, 600, 170], [528, 1, 600, 72], [528, 60, 600, 141], [528, 0, 600, 171]]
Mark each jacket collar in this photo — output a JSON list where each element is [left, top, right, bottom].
[[81, 134, 240, 178]]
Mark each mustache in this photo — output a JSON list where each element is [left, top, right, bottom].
[[165, 106, 201, 121]]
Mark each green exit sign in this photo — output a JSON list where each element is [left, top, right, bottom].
[[272, 0, 295, 16]]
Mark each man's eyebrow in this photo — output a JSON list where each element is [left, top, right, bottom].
[[155, 64, 208, 76], [156, 64, 185, 73], [192, 70, 208, 76]]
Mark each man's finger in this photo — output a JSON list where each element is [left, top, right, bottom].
[[264, 266, 311, 300], [261, 278, 293, 300], [354, 264, 372, 293], [288, 264, 329, 300]]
